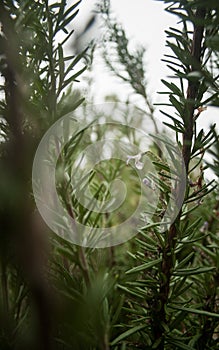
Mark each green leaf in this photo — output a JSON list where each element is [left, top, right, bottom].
[[167, 338, 195, 350], [135, 238, 157, 252], [161, 79, 183, 97], [111, 325, 146, 346], [59, 65, 87, 92], [160, 109, 184, 126], [65, 49, 87, 77], [117, 285, 144, 299], [55, 1, 81, 34], [58, 44, 65, 90], [174, 266, 216, 276], [63, 0, 81, 19], [185, 182, 217, 203], [140, 222, 170, 230], [169, 305, 219, 318], [192, 129, 204, 155], [138, 231, 158, 246], [60, 9, 80, 31], [58, 28, 75, 47], [173, 281, 193, 299], [151, 161, 170, 173], [184, 217, 203, 236], [56, 0, 65, 28], [176, 252, 195, 270], [169, 95, 184, 116], [121, 342, 127, 350], [152, 337, 162, 348], [111, 295, 125, 326], [126, 257, 162, 274], [195, 243, 217, 260], [166, 41, 193, 67], [169, 309, 188, 331], [163, 121, 184, 133]]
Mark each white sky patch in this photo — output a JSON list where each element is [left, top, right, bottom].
[[71, 0, 218, 134]]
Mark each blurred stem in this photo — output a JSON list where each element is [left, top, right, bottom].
[[0, 4, 52, 349], [108, 246, 115, 268], [1, 260, 9, 320], [102, 332, 110, 350], [63, 188, 91, 287], [79, 247, 91, 287]]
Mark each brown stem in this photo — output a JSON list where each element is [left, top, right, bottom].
[[182, 7, 206, 172], [1, 260, 9, 320], [155, 7, 206, 347]]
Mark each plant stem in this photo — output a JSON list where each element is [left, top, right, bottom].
[[182, 7, 206, 172], [79, 246, 91, 287], [64, 190, 91, 287], [156, 6, 206, 348], [46, 0, 57, 121], [1, 260, 9, 320]]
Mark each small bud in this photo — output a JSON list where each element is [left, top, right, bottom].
[[126, 153, 144, 170], [143, 177, 155, 190], [200, 221, 208, 232]]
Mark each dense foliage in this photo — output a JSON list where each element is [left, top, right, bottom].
[[0, 0, 218, 349]]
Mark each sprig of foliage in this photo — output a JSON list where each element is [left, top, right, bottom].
[[105, 1, 219, 349], [97, 0, 158, 131]]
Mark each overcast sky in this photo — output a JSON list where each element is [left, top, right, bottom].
[[73, 0, 177, 101], [72, 0, 218, 135]]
